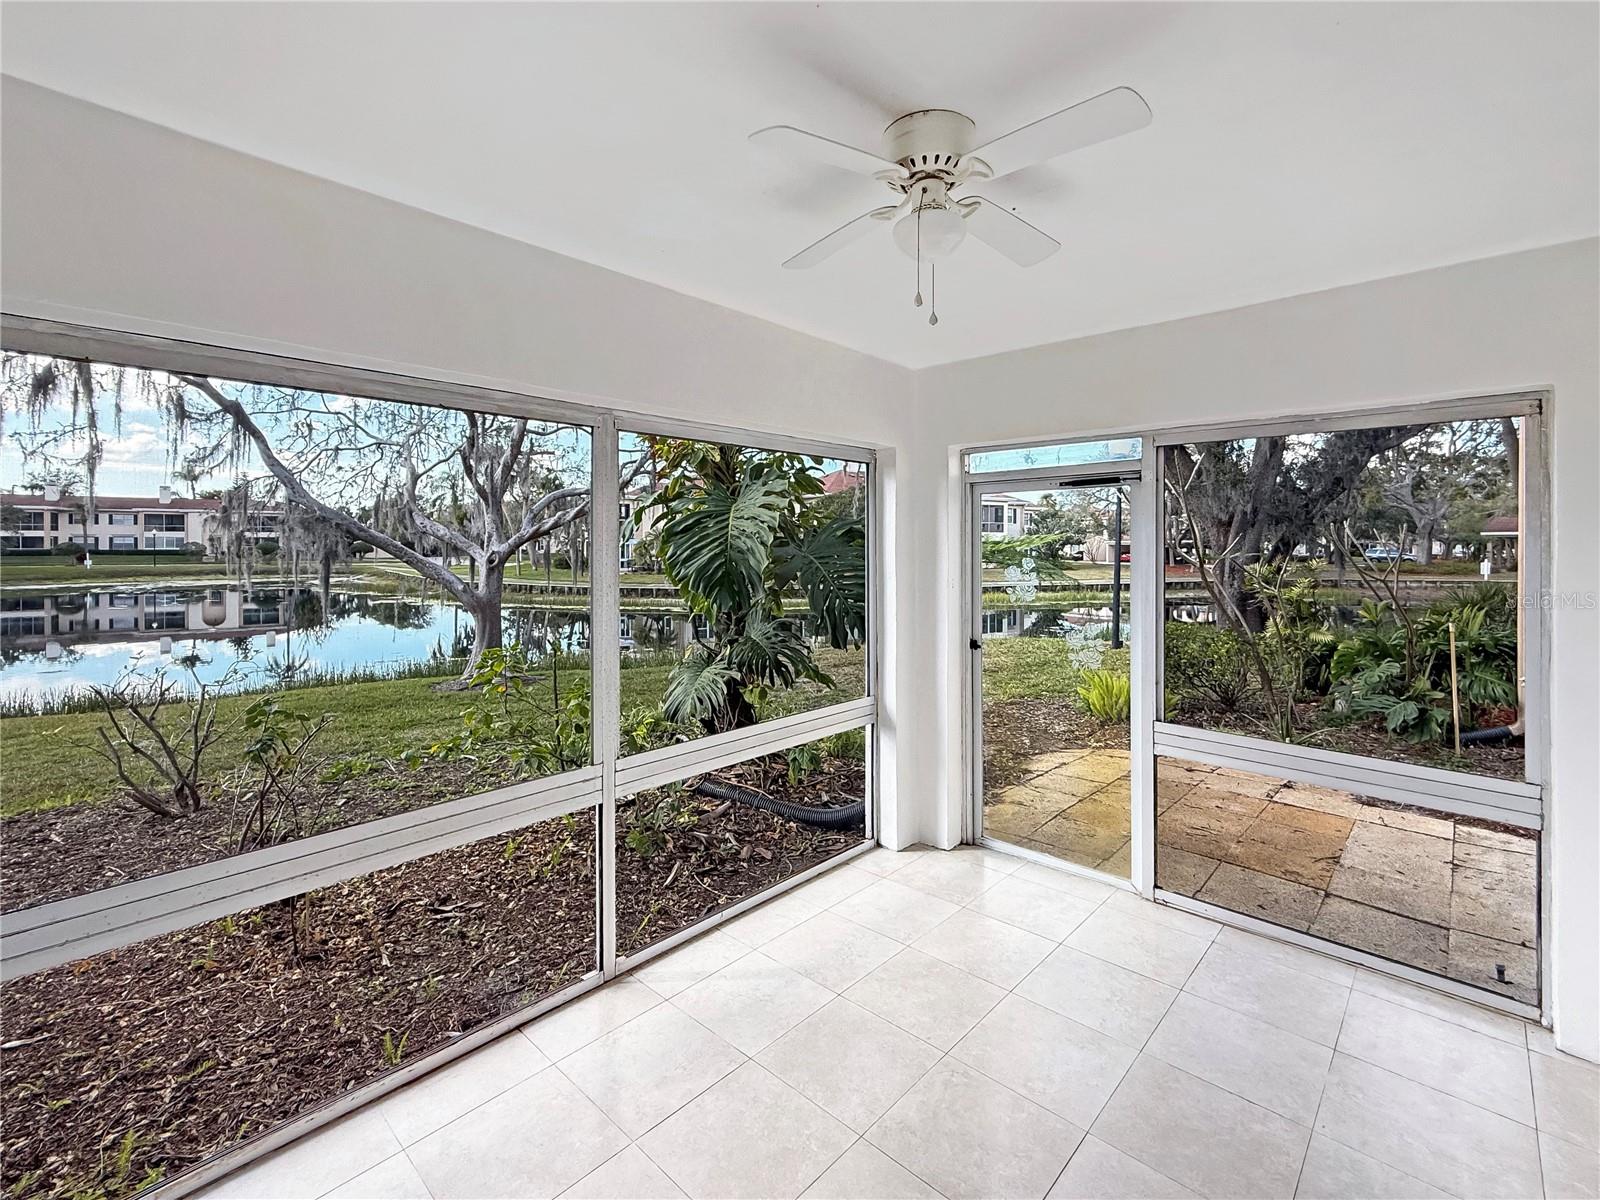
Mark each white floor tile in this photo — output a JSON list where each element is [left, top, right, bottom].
[[1011, 861, 1120, 905], [631, 928, 747, 999], [1184, 939, 1351, 1047], [1091, 1055, 1310, 1199], [408, 1067, 628, 1199], [844, 948, 1004, 1051], [207, 1108, 402, 1200], [764, 910, 902, 993], [1293, 1135, 1449, 1199], [951, 994, 1137, 1129], [558, 1002, 744, 1138], [524, 977, 662, 1062], [638, 1062, 855, 1200], [790, 861, 878, 909], [832, 877, 961, 943], [911, 908, 1055, 988], [1532, 1048, 1600, 1151], [1213, 925, 1357, 986], [1313, 1052, 1542, 1200], [379, 1030, 551, 1145], [324, 1152, 433, 1200], [966, 874, 1099, 941], [558, 1146, 686, 1200], [1015, 944, 1178, 1049], [867, 1059, 1084, 1200], [952, 845, 1026, 875], [1102, 889, 1222, 940], [1144, 992, 1332, 1126], [853, 847, 930, 877], [1540, 1130, 1600, 1200], [722, 887, 830, 948], [886, 852, 1009, 905], [799, 1141, 943, 1199], [1047, 1136, 1196, 1200], [759, 997, 942, 1133], [1065, 905, 1211, 988], [1351, 966, 1528, 1045], [1337, 989, 1535, 1125], [674, 949, 834, 1055]]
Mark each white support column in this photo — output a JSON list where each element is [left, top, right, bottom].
[[1130, 439, 1161, 896], [591, 415, 621, 978]]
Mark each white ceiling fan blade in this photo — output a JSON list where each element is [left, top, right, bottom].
[[961, 198, 1060, 267], [965, 87, 1152, 181], [750, 125, 905, 178], [782, 207, 896, 269]]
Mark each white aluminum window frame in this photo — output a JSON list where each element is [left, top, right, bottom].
[[962, 396, 1551, 1022], [0, 315, 880, 1197]]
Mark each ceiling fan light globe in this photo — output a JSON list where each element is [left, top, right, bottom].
[[893, 205, 966, 260]]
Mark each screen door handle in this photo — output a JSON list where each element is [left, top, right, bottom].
[[969, 637, 981, 651]]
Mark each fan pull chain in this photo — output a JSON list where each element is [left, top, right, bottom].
[[929, 262, 939, 326], [913, 188, 924, 308]]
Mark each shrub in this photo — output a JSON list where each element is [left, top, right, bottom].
[[1164, 622, 1255, 712], [1077, 669, 1131, 724]]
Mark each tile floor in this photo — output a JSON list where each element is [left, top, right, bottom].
[[985, 749, 1539, 1004], [200, 847, 1597, 1200]]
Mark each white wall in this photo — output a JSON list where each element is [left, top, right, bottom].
[[5, 78, 1594, 1059], [916, 238, 1600, 1060]]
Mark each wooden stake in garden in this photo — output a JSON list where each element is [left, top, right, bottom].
[[1448, 620, 1462, 755]]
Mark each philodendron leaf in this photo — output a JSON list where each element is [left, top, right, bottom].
[[772, 514, 867, 649], [663, 646, 738, 725], [658, 474, 788, 614]]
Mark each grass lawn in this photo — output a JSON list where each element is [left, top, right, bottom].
[[980, 636, 1128, 703], [0, 559, 239, 587], [0, 647, 865, 817]]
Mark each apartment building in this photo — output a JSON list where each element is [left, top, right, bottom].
[[0, 485, 280, 553]]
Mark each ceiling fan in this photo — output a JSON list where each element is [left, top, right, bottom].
[[751, 87, 1152, 323]]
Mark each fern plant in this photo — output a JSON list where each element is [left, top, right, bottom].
[[631, 439, 867, 733]]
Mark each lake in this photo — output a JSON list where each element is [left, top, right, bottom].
[[0, 584, 711, 710]]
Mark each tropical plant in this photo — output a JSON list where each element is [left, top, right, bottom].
[[1077, 669, 1131, 723], [630, 440, 867, 733], [437, 644, 591, 774], [1163, 622, 1255, 712], [1326, 585, 1516, 740], [228, 692, 334, 852]]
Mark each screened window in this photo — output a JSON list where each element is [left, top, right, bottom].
[[615, 433, 869, 758], [1159, 416, 1527, 780], [0, 352, 594, 913], [0, 810, 598, 1199]]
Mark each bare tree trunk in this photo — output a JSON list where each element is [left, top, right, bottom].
[[465, 561, 506, 673]]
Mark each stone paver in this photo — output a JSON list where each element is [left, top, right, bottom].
[[1196, 862, 1324, 930], [987, 749, 1538, 1004]]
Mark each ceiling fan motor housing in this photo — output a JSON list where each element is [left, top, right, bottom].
[[882, 109, 977, 178]]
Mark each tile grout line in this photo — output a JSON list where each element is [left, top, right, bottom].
[[1291, 972, 1355, 1198]]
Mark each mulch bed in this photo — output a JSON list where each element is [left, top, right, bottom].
[[982, 697, 1129, 793], [0, 815, 597, 1200], [616, 756, 867, 954], [2, 759, 530, 915]]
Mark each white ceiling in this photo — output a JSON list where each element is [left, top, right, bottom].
[[2, 2, 1596, 368]]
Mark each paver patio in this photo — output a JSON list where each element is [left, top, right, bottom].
[[984, 750, 1538, 1004]]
